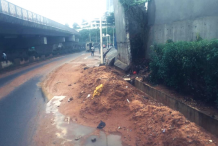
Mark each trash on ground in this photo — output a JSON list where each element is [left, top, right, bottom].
[[68, 97, 73, 102], [75, 136, 82, 141], [84, 66, 89, 70], [143, 96, 149, 99], [127, 99, 130, 103], [118, 126, 121, 129], [209, 140, 213, 143], [126, 86, 128, 88], [97, 121, 106, 129], [68, 117, 70, 124], [163, 129, 166, 133], [91, 138, 96, 142], [68, 84, 72, 86], [87, 94, 91, 98], [93, 84, 104, 99], [123, 78, 131, 81], [133, 71, 137, 75]]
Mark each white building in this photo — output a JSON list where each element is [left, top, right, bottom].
[[80, 18, 107, 30]]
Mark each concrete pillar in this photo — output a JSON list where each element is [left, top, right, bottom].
[[0, 62, 3, 69], [113, 0, 132, 71], [47, 37, 65, 44], [29, 56, 35, 62], [66, 35, 75, 42], [41, 55, 45, 59], [14, 58, 21, 65], [35, 44, 53, 56]]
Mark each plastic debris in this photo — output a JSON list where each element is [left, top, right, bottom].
[[87, 94, 91, 98], [126, 86, 128, 88], [123, 78, 131, 81], [127, 99, 130, 103], [68, 117, 70, 124], [97, 121, 106, 129], [68, 97, 73, 102], [91, 138, 96, 142], [84, 66, 89, 70], [92, 84, 104, 99], [163, 129, 166, 133], [133, 71, 137, 75], [209, 140, 213, 143], [75, 136, 82, 141]]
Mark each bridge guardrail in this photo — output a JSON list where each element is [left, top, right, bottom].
[[0, 0, 77, 34]]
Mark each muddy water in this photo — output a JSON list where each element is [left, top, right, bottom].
[[46, 96, 122, 146]]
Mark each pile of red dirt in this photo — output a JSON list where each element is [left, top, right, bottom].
[[44, 64, 218, 146]]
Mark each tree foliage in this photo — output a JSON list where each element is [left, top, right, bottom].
[[79, 28, 115, 44], [106, 12, 115, 25], [149, 40, 218, 106], [65, 23, 70, 27], [72, 23, 80, 29], [119, 0, 150, 9]]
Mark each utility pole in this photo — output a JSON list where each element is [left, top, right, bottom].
[[106, 13, 108, 48], [100, 17, 103, 64], [113, 26, 114, 47], [89, 29, 91, 42], [96, 29, 97, 43]]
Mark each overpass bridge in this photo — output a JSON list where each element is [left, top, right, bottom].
[[0, 0, 80, 60]]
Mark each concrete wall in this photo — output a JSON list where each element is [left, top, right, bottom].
[[147, 0, 218, 58], [113, 0, 132, 70]]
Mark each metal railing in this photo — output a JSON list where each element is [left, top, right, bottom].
[[0, 0, 76, 34]]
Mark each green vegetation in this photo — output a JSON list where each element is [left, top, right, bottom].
[[149, 40, 218, 106], [79, 28, 115, 44], [106, 12, 115, 25], [119, 0, 150, 8]]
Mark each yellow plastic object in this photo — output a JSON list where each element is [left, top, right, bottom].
[[92, 84, 104, 99]]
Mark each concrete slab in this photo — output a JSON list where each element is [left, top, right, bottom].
[[105, 48, 117, 66], [114, 59, 130, 72]]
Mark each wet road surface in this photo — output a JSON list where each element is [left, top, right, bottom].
[[0, 52, 85, 146]]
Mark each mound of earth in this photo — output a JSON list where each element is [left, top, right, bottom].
[[43, 64, 217, 146]]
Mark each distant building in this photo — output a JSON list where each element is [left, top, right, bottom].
[[106, 0, 114, 12], [79, 18, 107, 30]]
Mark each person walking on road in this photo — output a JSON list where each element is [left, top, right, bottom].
[[91, 46, 95, 56], [2, 53, 7, 63]]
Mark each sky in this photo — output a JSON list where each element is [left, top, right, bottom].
[[7, 0, 107, 26]]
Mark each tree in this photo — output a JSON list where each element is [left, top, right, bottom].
[[72, 23, 80, 29], [106, 12, 115, 25], [65, 23, 70, 27], [79, 28, 116, 44]]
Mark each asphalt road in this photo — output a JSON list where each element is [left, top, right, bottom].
[[0, 52, 85, 146]]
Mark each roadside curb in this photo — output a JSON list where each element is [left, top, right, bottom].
[[134, 79, 218, 137], [0, 51, 83, 75]]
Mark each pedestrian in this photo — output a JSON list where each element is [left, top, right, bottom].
[[91, 46, 95, 56], [2, 52, 7, 62]]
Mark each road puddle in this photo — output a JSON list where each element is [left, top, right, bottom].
[[46, 96, 122, 146]]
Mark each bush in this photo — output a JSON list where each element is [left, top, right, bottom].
[[149, 40, 218, 106]]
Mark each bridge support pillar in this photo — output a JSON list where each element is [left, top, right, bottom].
[[66, 35, 75, 42], [47, 37, 65, 44], [35, 44, 53, 56]]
